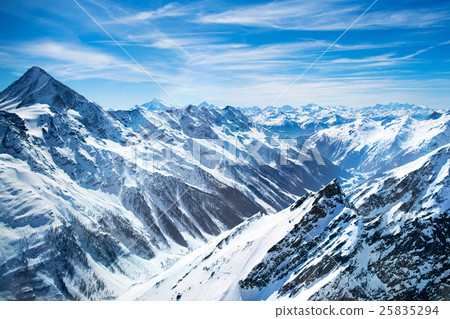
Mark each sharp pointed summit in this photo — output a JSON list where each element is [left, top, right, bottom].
[[0, 67, 122, 140], [0, 66, 89, 111], [19, 66, 51, 81], [140, 98, 173, 111], [197, 101, 209, 108], [197, 101, 217, 109]]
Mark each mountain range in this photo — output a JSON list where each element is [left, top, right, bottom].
[[0, 67, 448, 301], [122, 144, 450, 300]]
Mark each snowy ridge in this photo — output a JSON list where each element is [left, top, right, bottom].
[[119, 181, 351, 301], [122, 144, 450, 300], [139, 98, 175, 111], [308, 113, 450, 179], [241, 102, 438, 139], [119, 180, 358, 300]]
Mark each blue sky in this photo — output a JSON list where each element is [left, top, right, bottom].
[[1, 0, 449, 109]]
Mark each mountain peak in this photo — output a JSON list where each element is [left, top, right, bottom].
[[279, 105, 295, 112], [318, 178, 344, 199], [197, 101, 218, 109], [0, 66, 88, 111], [140, 98, 172, 111], [223, 105, 246, 115], [222, 105, 247, 118], [197, 101, 209, 108], [15, 66, 56, 89], [427, 111, 442, 120], [221, 106, 253, 130], [24, 66, 50, 78]]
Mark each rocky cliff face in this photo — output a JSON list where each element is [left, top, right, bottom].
[[243, 145, 449, 300]]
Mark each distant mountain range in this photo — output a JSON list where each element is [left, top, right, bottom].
[[239, 102, 439, 139], [0, 67, 448, 301]]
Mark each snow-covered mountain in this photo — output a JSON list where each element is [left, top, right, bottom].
[[197, 101, 217, 109], [138, 98, 174, 111], [307, 112, 450, 178], [122, 143, 450, 301], [360, 102, 436, 120], [241, 102, 438, 139], [241, 104, 356, 138], [1, 66, 447, 301], [0, 67, 343, 300]]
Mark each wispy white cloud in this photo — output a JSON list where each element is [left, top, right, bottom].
[[196, 0, 351, 30], [171, 72, 450, 109], [324, 42, 450, 68], [196, 0, 449, 30], [1, 0, 449, 109], [159, 38, 405, 75], [185, 41, 326, 68], [0, 41, 161, 83], [358, 9, 449, 29], [5, 37, 445, 107], [326, 53, 395, 64], [106, 2, 193, 24], [398, 41, 450, 60]]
